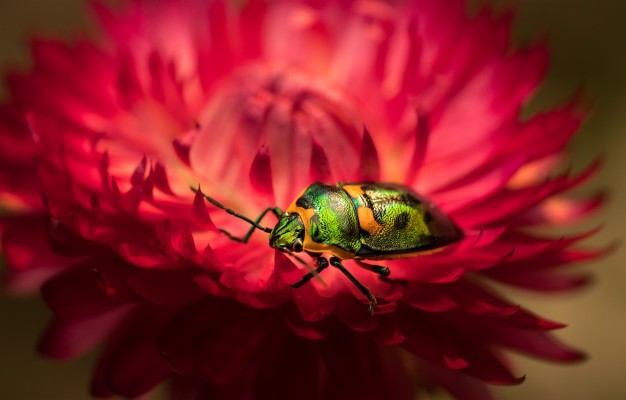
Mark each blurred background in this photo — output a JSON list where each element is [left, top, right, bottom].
[[0, 0, 624, 399]]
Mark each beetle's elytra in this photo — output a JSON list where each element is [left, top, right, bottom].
[[193, 182, 463, 315]]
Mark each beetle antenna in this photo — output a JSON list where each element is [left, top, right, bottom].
[[191, 186, 273, 233]]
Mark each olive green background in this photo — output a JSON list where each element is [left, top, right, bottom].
[[0, 0, 624, 399]]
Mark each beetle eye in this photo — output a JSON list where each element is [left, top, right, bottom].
[[292, 239, 303, 253]]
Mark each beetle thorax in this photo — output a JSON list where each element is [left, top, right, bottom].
[[269, 213, 305, 252]]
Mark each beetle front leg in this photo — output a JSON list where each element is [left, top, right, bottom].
[[210, 207, 283, 243], [289, 257, 329, 288], [217, 206, 283, 243], [329, 257, 377, 315], [192, 186, 282, 240]]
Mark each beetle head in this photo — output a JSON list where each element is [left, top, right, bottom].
[[269, 212, 305, 253]]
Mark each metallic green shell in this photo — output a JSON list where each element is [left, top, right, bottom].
[[347, 183, 461, 258], [294, 182, 462, 259]]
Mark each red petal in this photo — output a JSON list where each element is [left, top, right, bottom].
[[358, 127, 380, 181]]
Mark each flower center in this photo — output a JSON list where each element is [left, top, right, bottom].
[[188, 63, 363, 208]]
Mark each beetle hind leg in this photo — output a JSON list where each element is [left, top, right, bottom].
[[329, 257, 377, 315], [356, 260, 390, 277]]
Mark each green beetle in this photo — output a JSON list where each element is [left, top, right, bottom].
[[194, 182, 463, 314]]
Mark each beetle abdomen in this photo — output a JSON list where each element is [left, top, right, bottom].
[[341, 183, 462, 258]]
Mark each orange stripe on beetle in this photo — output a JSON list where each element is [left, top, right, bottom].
[[357, 206, 384, 235], [342, 184, 365, 199]]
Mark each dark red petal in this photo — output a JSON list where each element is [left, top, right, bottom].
[[460, 347, 525, 385], [253, 331, 326, 400], [333, 293, 379, 332], [42, 267, 121, 319], [158, 299, 231, 376], [358, 127, 380, 181], [196, 372, 256, 400], [115, 241, 170, 268], [390, 258, 465, 283], [130, 156, 147, 187], [176, 225, 198, 259], [284, 307, 335, 340], [275, 251, 335, 322], [38, 306, 132, 360], [403, 282, 460, 312], [365, 315, 405, 345], [152, 162, 175, 195], [115, 50, 144, 108], [397, 307, 470, 370], [92, 308, 174, 398], [1, 215, 79, 293], [444, 281, 520, 317], [487, 269, 591, 292], [173, 128, 195, 166], [424, 363, 497, 400], [479, 324, 585, 362], [196, 307, 279, 385], [249, 144, 274, 197], [309, 140, 332, 182], [127, 269, 207, 306], [192, 186, 218, 231], [193, 273, 236, 298], [319, 329, 416, 400], [405, 109, 430, 183]]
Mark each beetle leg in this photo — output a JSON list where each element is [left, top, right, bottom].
[[356, 260, 390, 277], [217, 206, 283, 243], [290, 257, 329, 288], [329, 257, 377, 315]]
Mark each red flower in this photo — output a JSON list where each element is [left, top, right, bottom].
[[0, 0, 604, 399]]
